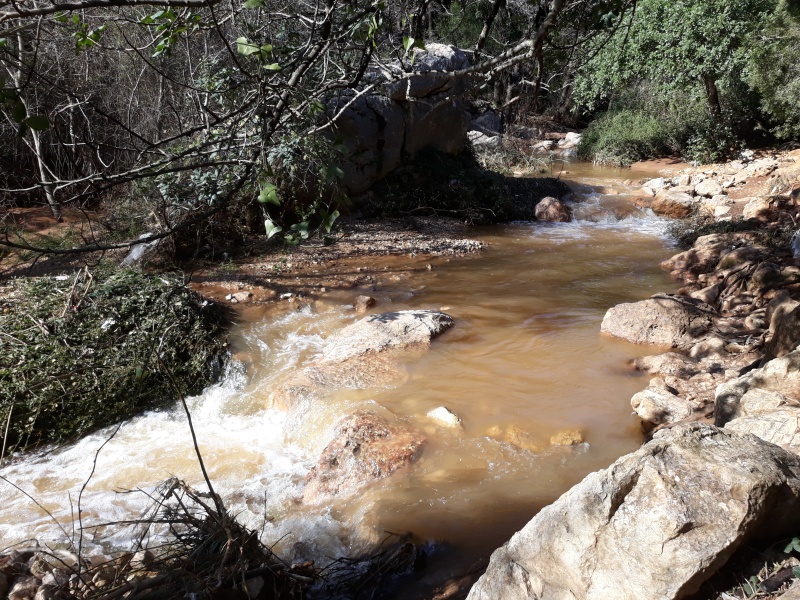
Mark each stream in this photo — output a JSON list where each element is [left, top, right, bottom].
[[0, 162, 678, 594]]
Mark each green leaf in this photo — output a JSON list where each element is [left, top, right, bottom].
[[785, 537, 800, 553], [244, 0, 264, 7], [309, 99, 326, 115], [290, 221, 310, 239], [320, 164, 344, 184], [743, 575, 761, 596], [236, 36, 260, 56], [403, 36, 415, 52], [263, 63, 281, 71], [0, 38, 6, 47], [25, 115, 50, 131], [264, 219, 282, 239], [258, 182, 280, 205], [321, 209, 339, 233]]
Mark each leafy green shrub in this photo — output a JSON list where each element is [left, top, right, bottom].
[[681, 112, 740, 165], [578, 110, 677, 166], [744, 1, 800, 139], [0, 269, 228, 453], [579, 95, 742, 166]]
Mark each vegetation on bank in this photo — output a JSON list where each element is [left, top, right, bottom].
[[576, 0, 800, 165], [0, 269, 228, 454]]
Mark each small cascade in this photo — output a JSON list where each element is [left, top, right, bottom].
[[0, 163, 678, 588]]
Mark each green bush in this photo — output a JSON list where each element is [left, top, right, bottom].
[[744, 1, 800, 139], [579, 96, 741, 166], [578, 110, 678, 166], [0, 269, 228, 453]]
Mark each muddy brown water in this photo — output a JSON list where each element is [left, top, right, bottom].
[[0, 163, 677, 594]]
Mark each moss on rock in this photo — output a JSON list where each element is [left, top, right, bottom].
[[0, 269, 228, 453]]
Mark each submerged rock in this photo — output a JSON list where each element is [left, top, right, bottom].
[[549, 429, 584, 446], [534, 196, 571, 222], [275, 310, 454, 406], [467, 424, 800, 600], [303, 411, 425, 503], [600, 294, 714, 350], [354, 295, 377, 313], [427, 406, 463, 428]]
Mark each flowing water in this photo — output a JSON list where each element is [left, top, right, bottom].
[[0, 163, 678, 593]]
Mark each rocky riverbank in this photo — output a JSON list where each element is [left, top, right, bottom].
[[5, 150, 800, 600], [469, 149, 800, 599]]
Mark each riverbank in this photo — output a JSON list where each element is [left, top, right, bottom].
[[470, 150, 800, 600], [0, 163, 669, 600], [3, 149, 799, 600]]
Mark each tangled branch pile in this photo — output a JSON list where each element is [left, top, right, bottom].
[[0, 268, 228, 454], [0, 478, 427, 599]]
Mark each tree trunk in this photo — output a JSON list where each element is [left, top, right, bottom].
[[474, 0, 507, 59], [14, 30, 61, 221], [702, 73, 722, 120]]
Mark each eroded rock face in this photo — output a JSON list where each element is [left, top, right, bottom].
[[467, 424, 800, 600], [600, 294, 714, 350], [275, 310, 454, 406], [660, 233, 759, 282], [303, 411, 425, 503], [765, 303, 800, 361], [535, 197, 571, 222]]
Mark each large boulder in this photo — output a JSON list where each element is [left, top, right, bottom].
[[303, 411, 425, 503], [694, 179, 723, 198], [275, 310, 454, 405], [331, 44, 472, 195], [467, 424, 800, 600], [600, 294, 715, 350], [715, 349, 800, 426], [535, 197, 571, 222]]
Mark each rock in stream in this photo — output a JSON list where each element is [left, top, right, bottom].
[[468, 423, 800, 600]]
